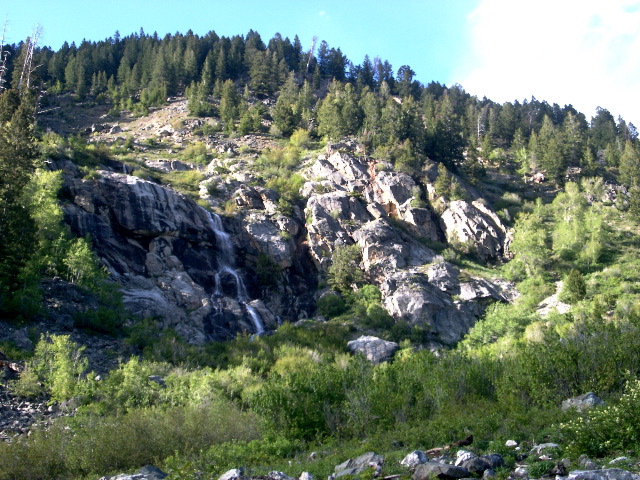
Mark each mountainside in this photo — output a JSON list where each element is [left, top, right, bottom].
[[2, 27, 640, 480], [43, 97, 516, 349]]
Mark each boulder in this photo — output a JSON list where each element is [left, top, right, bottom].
[[427, 262, 461, 294], [562, 392, 604, 412], [100, 465, 167, 480], [401, 207, 443, 241], [579, 456, 600, 471], [243, 212, 295, 268], [268, 472, 294, 480], [568, 470, 640, 480], [381, 271, 481, 345], [352, 220, 436, 276], [234, 185, 266, 210], [482, 454, 504, 470], [332, 452, 384, 479], [413, 462, 471, 480], [454, 450, 476, 466], [144, 159, 192, 172], [372, 170, 416, 217], [530, 443, 560, 457], [400, 451, 428, 469], [347, 336, 399, 364], [441, 200, 507, 262], [461, 456, 493, 475], [219, 469, 245, 480]]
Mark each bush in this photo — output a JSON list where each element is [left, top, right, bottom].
[[0, 398, 261, 479], [11, 334, 88, 403], [559, 269, 587, 304], [328, 245, 365, 294], [181, 141, 210, 164], [317, 293, 347, 318], [562, 378, 640, 456], [289, 129, 311, 149]]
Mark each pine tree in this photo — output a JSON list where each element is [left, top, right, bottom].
[[618, 140, 640, 188], [560, 269, 587, 304], [0, 90, 38, 299], [186, 80, 214, 117], [219, 79, 239, 132], [273, 72, 300, 137]]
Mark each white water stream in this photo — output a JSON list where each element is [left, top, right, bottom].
[[205, 210, 265, 335]]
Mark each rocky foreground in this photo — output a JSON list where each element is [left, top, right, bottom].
[[103, 446, 640, 480]]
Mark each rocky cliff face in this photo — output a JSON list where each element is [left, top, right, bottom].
[[303, 145, 513, 345], [53, 139, 513, 346]]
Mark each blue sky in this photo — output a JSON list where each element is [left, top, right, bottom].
[[4, 1, 640, 124]]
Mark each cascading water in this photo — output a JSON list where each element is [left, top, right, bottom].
[[204, 210, 265, 335]]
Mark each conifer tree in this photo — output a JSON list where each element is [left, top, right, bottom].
[[273, 72, 300, 137], [0, 90, 38, 299], [219, 79, 239, 132], [618, 140, 640, 188]]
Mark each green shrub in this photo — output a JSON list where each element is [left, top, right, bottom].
[[562, 378, 640, 456], [181, 141, 210, 164], [317, 293, 347, 318], [328, 245, 365, 294], [0, 398, 261, 480], [256, 253, 281, 287], [289, 129, 311, 149], [11, 334, 88, 403], [559, 269, 587, 304]]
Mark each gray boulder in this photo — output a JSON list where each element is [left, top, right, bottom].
[[413, 462, 471, 480], [268, 472, 295, 480], [219, 468, 245, 480], [579, 455, 600, 471], [400, 450, 429, 469], [347, 336, 399, 364], [381, 271, 480, 345], [352, 219, 436, 277], [441, 200, 507, 262], [427, 262, 461, 294], [530, 442, 560, 456], [562, 392, 605, 412], [100, 465, 167, 480], [457, 452, 503, 475], [568, 470, 640, 480], [333, 452, 384, 479], [462, 457, 493, 475]]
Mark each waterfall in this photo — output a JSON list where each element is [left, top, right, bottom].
[[246, 304, 265, 335], [204, 210, 265, 335]]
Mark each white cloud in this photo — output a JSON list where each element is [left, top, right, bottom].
[[459, 0, 640, 123]]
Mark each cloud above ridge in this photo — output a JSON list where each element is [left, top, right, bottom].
[[458, 0, 640, 123]]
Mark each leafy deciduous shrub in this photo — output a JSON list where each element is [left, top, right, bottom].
[[316, 292, 347, 318], [561, 378, 640, 456], [328, 245, 365, 294], [11, 334, 87, 402]]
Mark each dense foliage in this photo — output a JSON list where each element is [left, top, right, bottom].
[[1, 27, 636, 186]]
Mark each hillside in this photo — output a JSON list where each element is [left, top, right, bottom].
[[0, 28, 640, 480]]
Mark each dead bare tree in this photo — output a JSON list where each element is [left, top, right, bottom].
[[0, 20, 9, 91], [17, 24, 43, 91], [306, 35, 317, 74]]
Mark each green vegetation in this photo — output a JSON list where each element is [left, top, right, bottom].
[[2, 24, 640, 480]]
